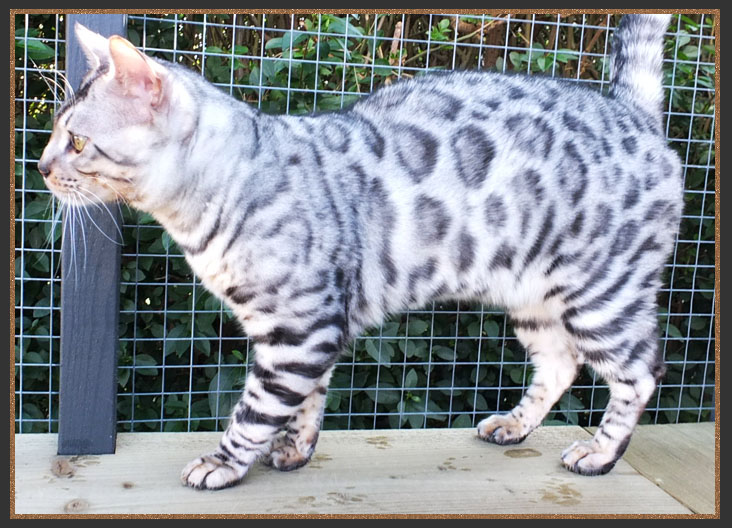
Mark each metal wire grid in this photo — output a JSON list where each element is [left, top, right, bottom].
[[14, 13, 716, 434]]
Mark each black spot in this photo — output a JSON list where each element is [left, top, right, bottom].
[[622, 136, 638, 155], [628, 235, 662, 264], [225, 286, 255, 305], [643, 200, 673, 222], [359, 118, 385, 159], [490, 244, 515, 270], [623, 179, 640, 209], [540, 98, 557, 112], [416, 194, 451, 243], [407, 258, 437, 295], [322, 121, 350, 153], [644, 170, 660, 190], [559, 142, 588, 206], [505, 114, 555, 159], [452, 125, 495, 187], [520, 209, 531, 237], [570, 211, 584, 236], [368, 178, 398, 285], [425, 90, 464, 120], [610, 220, 639, 256], [509, 86, 526, 99], [456, 229, 476, 272], [524, 169, 545, 203], [287, 154, 301, 165], [523, 204, 555, 268], [600, 137, 614, 158], [479, 98, 502, 111], [484, 194, 507, 230], [590, 204, 614, 239], [563, 112, 581, 131], [394, 125, 439, 183]]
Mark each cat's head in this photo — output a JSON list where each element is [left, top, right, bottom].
[[39, 23, 193, 208]]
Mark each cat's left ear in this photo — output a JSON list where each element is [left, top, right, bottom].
[[74, 22, 111, 70], [109, 35, 165, 108]]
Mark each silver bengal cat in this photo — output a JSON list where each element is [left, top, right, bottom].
[[39, 14, 682, 489]]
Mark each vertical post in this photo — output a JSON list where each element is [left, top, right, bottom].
[[57, 14, 126, 455]]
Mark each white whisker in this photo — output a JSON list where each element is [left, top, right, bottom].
[[70, 193, 89, 272], [77, 187, 124, 244]]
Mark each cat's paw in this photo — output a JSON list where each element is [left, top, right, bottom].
[[477, 414, 529, 445], [560, 440, 618, 476], [263, 432, 317, 472], [180, 454, 248, 490]]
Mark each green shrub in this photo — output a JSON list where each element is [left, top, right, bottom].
[[14, 13, 716, 433]]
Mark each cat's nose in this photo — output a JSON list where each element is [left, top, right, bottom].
[[38, 159, 51, 179]]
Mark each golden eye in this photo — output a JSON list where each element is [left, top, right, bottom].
[[70, 134, 88, 153]]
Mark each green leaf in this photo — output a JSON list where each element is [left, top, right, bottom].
[[432, 345, 455, 361], [16, 38, 56, 61], [509, 51, 525, 68], [483, 319, 500, 337], [364, 339, 381, 362], [408, 319, 429, 335], [134, 354, 159, 376], [326, 16, 364, 36], [405, 368, 418, 389], [451, 414, 473, 428], [667, 324, 684, 339], [509, 367, 525, 385]]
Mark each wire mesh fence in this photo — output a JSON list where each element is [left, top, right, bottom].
[[14, 12, 716, 434]]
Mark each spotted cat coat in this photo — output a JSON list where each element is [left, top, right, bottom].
[[38, 14, 682, 489]]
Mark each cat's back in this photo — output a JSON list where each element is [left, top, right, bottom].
[[344, 70, 681, 220]]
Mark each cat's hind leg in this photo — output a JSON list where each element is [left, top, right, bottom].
[[478, 309, 581, 445], [560, 335, 663, 476]]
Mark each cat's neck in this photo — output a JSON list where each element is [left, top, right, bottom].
[[136, 80, 263, 236]]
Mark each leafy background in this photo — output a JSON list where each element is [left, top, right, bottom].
[[14, 13, 716, 433]]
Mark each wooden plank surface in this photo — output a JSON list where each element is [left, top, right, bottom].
[[599, 423, 716, 514], [57, 14, 126, 455], [14, 426, 698, 515]]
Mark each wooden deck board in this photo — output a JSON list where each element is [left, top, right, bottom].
[[596, 423, 716, 514], [14, 425, 706, 515]]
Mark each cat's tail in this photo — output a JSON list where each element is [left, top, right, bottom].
[[609, 14, 671, 118]]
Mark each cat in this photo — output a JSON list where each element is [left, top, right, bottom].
[[38, 14, 682, 490]]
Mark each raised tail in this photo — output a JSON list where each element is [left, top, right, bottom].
[[609, 14, 672, 118]]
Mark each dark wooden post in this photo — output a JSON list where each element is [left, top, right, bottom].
[[58, 14, 126, 455]]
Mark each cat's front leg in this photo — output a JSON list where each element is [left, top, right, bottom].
[[263, 373, 332, 471], [181, 314, 345, 490]]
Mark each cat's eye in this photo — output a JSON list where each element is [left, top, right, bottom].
[[70, 133, 88, 153]]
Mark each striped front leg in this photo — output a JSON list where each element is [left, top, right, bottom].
[[181, 316, 344, 490]]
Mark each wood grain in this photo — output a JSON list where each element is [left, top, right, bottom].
[[14, 426, 698, 515], [595, 423, 716, 514]]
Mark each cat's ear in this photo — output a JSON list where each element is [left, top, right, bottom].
[[109, 35, 164, 107], [74, 22, 110, 70]]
